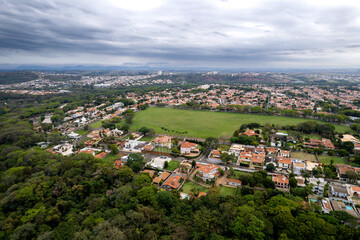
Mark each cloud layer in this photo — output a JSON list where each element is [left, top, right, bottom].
[[1, 0, 360, 68]]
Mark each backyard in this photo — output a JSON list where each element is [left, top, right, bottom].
[[164, 160, 180, 171]]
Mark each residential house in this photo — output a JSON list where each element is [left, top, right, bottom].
[[229, 144, 245, 156], [279, 150, 290, 157], [241, 129, 259, 137], [148, 156, 171, 169], [152, 136, 172, 148], [179, 160, 193, 173], [341, 134, 359, 144], [227, 179, 242, 187], [196, 164, 221, 181], [322, 138, 335, 150], [308, 178, 326, 195], [349, 185, 360, 197], [94, 151, 109, 159], [180, 141, 200, 155], [163, 174, 185, 190], [272, 174, 289, 188], [278, 157, 292, 169], [330, 183, 350, 198], [251, 153, 265, 167], [141, 169, 155, 178], [114, 159, 126, 169], [292, 159, 306, 175], [152, 171, 171, 185]]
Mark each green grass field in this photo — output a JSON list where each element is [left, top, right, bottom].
[[218, 186, 236, 196], [154, 146, 172, 153], [229, 170, 252, 179], [90, 120, 103, 129], [291, 151, 317, 162], [181, 182, 209, 194], [139, 135, 156, 142], [318, 155, 346, 165], [130, 107, 351, 139], [165, 160, 180, 171], [74, 129, 88, 136]]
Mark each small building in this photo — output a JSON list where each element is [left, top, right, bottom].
[[272, 174, 289, 189], [179, 160, 193, 173], [141, 169, 155, 178], [163, 174, 185, 190], [198, 192, 207, 198], [279, 150, 290, 158], [152, 171, 171, 185], [114, 159, 126, 169], [240, 129, 259, 137], [321, 198, 333, 214], [227, 178, 242, 187]]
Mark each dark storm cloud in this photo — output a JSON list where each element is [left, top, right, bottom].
[[0, 0, 360, 68]]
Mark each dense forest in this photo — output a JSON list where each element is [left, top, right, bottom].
[[0, 146, 359, 240], [0, 71, 38, 85]]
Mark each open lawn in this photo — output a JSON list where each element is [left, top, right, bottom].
[[291, 151, 317, 162], [131, 107, 352, 139], [154, 146, 172, 153], [318, 155, 346, 165], [77, 137, 91, 145], [165, 160, 180, 171], [103, 153, 121, 163], [90, 120, 103, 129], [218, 186, 236, 196], [74, 129, 88, 136], [181, 181, 209, 194], [229, 170, 252, 179], [139, 135, 156, 142]]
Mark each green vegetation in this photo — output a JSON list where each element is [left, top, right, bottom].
[[131, 107, 351, 138], [90, 120, 103, 129], [318, 155, 346, 164], [74, 129, 88, 136], [181, 181, 209, 194], [218, 186, 236, 196], [153, 146, 171, 153], [291, 151, 317, 162], [164, 160, 180, 171], [139, 135, 156, 142], [0, 71, 38, 84], [102, 153, 121, 163]]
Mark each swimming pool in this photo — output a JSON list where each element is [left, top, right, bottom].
[[346, 206, 352, 210]]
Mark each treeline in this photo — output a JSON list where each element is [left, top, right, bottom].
[[0, 147, 359, 239], [0, 71, 38, 85]]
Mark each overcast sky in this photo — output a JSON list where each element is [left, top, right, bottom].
[[1, 0, 360, 69]]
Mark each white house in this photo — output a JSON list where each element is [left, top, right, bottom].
[[148, 156, 172, 169]]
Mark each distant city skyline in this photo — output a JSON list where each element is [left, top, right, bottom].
[[1, 0, 360, 68]]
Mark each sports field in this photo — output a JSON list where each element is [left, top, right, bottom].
[[130, 107, 352, 139]]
